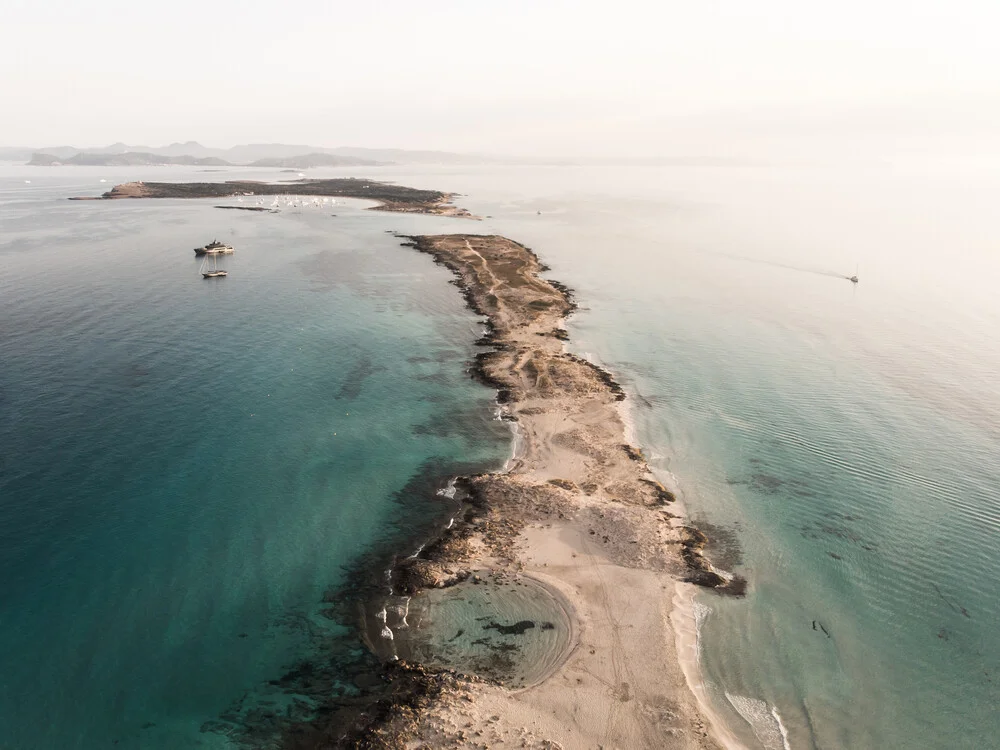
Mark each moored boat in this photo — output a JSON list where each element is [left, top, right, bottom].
[[194, 239, 235, 256], [200, 254, 228, 278]]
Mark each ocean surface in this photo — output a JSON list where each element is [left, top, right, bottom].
[[0, 167, 512, 748], [3, 156, 999, 749]]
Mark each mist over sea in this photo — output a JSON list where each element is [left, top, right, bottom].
[[2, 153, 998, 748]]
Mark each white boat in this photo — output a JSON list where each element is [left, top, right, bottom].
[[194, 239, 235, 256], [201, 254, 228, 278]]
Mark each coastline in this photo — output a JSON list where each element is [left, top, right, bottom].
[[339, 234, 742, 748], [75, 172, 746, 746], [672, 583, 753, 750]]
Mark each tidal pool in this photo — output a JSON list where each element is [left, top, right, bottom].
[[398, 575, 574, 688]]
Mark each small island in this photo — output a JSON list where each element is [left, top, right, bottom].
[[70, 178, 477, 218]]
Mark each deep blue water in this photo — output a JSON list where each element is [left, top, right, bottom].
[[0, 167, 510, 748]]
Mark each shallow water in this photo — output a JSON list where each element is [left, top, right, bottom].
[[400, 576, 573, 688], [0, 166, 510, 748], [362, 158, 1000, 749]]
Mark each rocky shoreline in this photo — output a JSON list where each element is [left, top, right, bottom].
[[389, 235, 735, 592], [330, 234, 742, 749], [69, 178, 477, 218], [200, 232, 742, 749]]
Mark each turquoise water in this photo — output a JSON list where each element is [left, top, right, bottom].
[[0, 167, 510, 748], [4, 158, 999, 749], [364, 159, 999, 749]]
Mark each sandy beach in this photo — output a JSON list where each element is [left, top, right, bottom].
[[353, 234, 740, 749]]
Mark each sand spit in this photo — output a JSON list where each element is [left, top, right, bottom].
[[68, 179, 478, 218], [341, 234, 740, 749]]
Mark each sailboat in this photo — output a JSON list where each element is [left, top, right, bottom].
[[201, 254, 228, 278]]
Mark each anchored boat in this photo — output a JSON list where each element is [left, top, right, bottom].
[[200, 254, 228, 278], [194, 239, 235, 256]]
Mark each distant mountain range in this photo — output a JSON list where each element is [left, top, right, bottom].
[[3, 141, 479, 167], [26, 150, 383, 168], [29, 152, 232, 167], [0, 141, 753, 168]]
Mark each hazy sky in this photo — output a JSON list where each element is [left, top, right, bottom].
[[2, 0, 997, 155]]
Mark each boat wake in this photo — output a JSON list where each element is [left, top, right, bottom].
[[710, 250, 852, 283]]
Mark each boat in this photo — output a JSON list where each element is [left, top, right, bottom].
[[848, 264, 859, 284], [201, 254, 228, 278], [194, 239, 235, 256]]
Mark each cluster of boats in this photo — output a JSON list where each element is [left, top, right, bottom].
[[235, 195, 338, 210], [195, 240, 233, 278]]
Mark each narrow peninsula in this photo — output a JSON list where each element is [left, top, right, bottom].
[[81, 178, 737, 746], [283, 235, 742, 749]]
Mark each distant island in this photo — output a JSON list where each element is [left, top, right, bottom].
[[30, 152, 231, 167], [1, 140, 756, 168], [29, 151, 381, 168], [70, 178, 477, 218], [241, 153, 380, 169], [8, 141, 477, 167]]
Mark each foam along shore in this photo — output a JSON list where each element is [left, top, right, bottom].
[[352, 234, 743, 748], [68, 179, 478, 218]]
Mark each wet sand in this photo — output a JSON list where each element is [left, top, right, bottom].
[[374, 234, 738, 749]]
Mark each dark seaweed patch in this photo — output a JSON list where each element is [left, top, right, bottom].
[[691, 519, 744, 570], [334, 354, 385, 401], [411, 404, 509, 442], [482, 620, 536, 636], [201, 459, 497, 748], [750, 473, 784, 493], [730, 469, 816, 499]]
